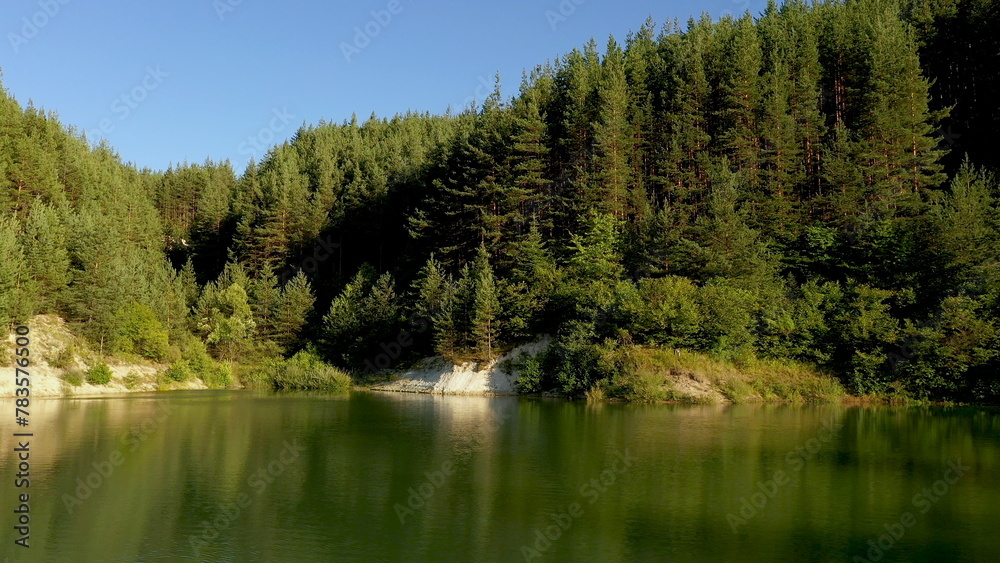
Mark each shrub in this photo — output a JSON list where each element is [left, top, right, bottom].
[[611, 372, 668, 403], [111, 302, 170, 360], [512, 352, 545, 394], [585, 383, 606, 402], [202, 362, 233, 389], [124, 370, 142, 390], [628, 276, 701, 346], [63, 369, 85, 387], [86, 363, 113, 385], [51, 344, 78, 369], [182, 339, 213, 376], [549, 339, 621, 397], [245, 350, 352, 391], [165, 360, 192, 382]]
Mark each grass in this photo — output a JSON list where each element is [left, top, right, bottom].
[[63, 369, 85, 387], [610, 346, 845, 404], [585, 383, 607, 402], [50, 344, 78, 369], [123, 370, 142, 390], [240, 351, 352, 391]]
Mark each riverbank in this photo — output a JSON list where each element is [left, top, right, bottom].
[[0, 316, 865, 404], [369, 341, 847, 404], [2, 315, 208, 398], [370, 340, 549, 396]]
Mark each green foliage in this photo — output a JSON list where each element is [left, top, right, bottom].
[[627, 276, 701, 346], [86, 363, 113, 385], [271, 271, 315, 353], [165, 361, 193, 383], [21, 202, 70, 313], [112, 302, 170, 360], [511, 351, 546, 395], [2, 1, 997, 402], [0, 215, 25, 324], [197, 279, 257, 360], [245, 350, 352, 391], [471, 246, 501, 359], [538, 327, 626, 397], [697, 282, 758, 353], [322, 265, 402, 368], [123, 370, 142, 390], [63, 369, 85, 387], [201, 362, 233, 389]]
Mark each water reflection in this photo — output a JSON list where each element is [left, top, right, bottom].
[[0, 392, 997, 562]]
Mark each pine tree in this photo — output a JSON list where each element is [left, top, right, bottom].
[[714, 14, 763, 190], [248, 269, 281, 343], [858, 9, 946, 212], [593, 37, 638, 219], [0, 215, 25, 325], [504, 223, 559, 339], [21, 202, 70, 313], [199, 282, 257, 361], [511, 73, 554, 236], [658, 17, 714, 218], [273, 271, 315, 353], [471, 246, 500, 359]]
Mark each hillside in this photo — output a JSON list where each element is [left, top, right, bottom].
[[2, 0, 999, 402], [1, 315, 207, 397]]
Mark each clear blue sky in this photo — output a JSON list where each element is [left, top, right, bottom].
[[2, 0, 763, 173]]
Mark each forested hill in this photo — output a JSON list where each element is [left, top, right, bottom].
[[2, 0, 999, 402]]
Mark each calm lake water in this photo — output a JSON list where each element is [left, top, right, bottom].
[[2, 391, 999, 562]]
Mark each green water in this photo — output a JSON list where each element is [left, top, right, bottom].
[[2, 392, 999, 562]]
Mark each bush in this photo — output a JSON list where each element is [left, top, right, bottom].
[[628, 276, 701, 346], [202, 362, 233, 389], [512, 352, 545, 394], [86, 363, 113, 385], [63, 369, 85, 387], [182, 339, 213, 376], [111, 302, 170, 360], [245, 350, 352, 391], [123, 370, 142, 390], [51, 344, 78, 369], [165, 360, 193, 382], [550, 339, 621, 397]]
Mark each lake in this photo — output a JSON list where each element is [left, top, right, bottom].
[[2, 392, 998, 561]]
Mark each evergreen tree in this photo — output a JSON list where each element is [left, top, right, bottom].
[[593, 37, 637, 218], [471, 246, 501, 359], [21, 202, 70, 313], [0, 215, 25, 324], [273, 271, 315, 353]]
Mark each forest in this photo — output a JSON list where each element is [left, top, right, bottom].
[[1, 0, 998, 402]]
